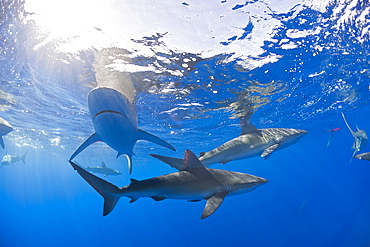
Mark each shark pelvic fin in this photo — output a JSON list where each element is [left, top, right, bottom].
[[151, 196, 165, 201], [69, 161, 121, 216], [261, 144, 279, 160], [150, 154, 184, 170], [70, 133, 101, 161], [137, 129, 176, 151], [202, 191, 228, 219], [0, 136, 4, 149]]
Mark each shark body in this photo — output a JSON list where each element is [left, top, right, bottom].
[[1, 151, 27, 168], [70, 149, 267, 219], [354, 152, 370, 161], [151, 118, 307, 169], [86, 162, 122, 177], [342, 112, 368, 157], [69, 87, 175, 173], [0, 117, 13, 149]]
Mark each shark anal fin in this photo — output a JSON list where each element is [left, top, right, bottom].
[[69, 133, 101, 161], [0, 136, 4, 149], [69, 161, 121, 216], [202, 191, 228, 219], [137, 129, 176, 151], [261, 144, 279, 160], [151, 196, 166, 201], [150, 154, 185, 171]]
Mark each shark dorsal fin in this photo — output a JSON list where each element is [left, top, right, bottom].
[[102, 162, 107, 168], [183, 149, 205, 171], [240, 116, 258, 135], [130, 178, 140, 185]]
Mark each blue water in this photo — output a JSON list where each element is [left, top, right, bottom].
[[1, 0, 370, 246]]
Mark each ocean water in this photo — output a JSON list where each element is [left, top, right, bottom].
[[1, 0, 370, 246]]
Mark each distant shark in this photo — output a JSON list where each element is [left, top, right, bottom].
[[69, 149, 268, 219], [0, 117, 13, 149], [354, 152, 370, 161], [69, 87, 176, 173], [150, 117, 308, 169], [1, 150, 27, 168], [341, 112, 368, 157], [86, 162, 122, 177]]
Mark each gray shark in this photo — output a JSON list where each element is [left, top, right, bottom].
[[150, 118, 308, 169], [69, 87, 176, 173], [1, 150, 27, 168], [342, 112, 368, 157], [86, 162, 122, 177], [0, 117, 13, 149], [69, 149, 267, 219], [354, 152, 370, 161]]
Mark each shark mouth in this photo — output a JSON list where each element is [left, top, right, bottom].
[[93, 110, 125, 118]]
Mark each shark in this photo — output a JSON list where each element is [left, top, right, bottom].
[[341, 112, 368, 157], [354, 152, 370, 161], [0, 117, 13, 149], [69, 87, 176, 173], [86, 161, 122, 177], [150, 117, 308, 169], [69, 149, 268, 219], [1, 150, 27, 168]]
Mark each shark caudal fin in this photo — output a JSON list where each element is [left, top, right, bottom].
[[69, 161, 121, 216], [69, 133, 102, 161], [149, 154, 185, 170], [20, 150, 28, 165], [137, 129, 176, 151]]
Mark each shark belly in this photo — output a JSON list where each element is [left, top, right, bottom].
[[92, 112, 137, 154]]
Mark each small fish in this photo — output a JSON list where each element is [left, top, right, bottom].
[[86, 162, 122, 177], [1, 150, 28, 168], [0, 117, 13, 149], [341, 112, 368, 157]]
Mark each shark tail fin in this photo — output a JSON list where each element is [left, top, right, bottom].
[[0, 136, 4, 149], [69, 161, 122, 216], [137, 129, 176, 151], [150, 154, 185, 171], [21, 150, 28, 165]]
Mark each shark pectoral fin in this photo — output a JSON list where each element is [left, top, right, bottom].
[[150, 154, 185, 170], [137, 129, 176, 151], [202, 191, 228, 219], [261, 144, 280, 160], [342, 112, 355, 136], [69, 133, 101, 161], [0, 137, 4, 149], [69, 161, 121, 216]]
